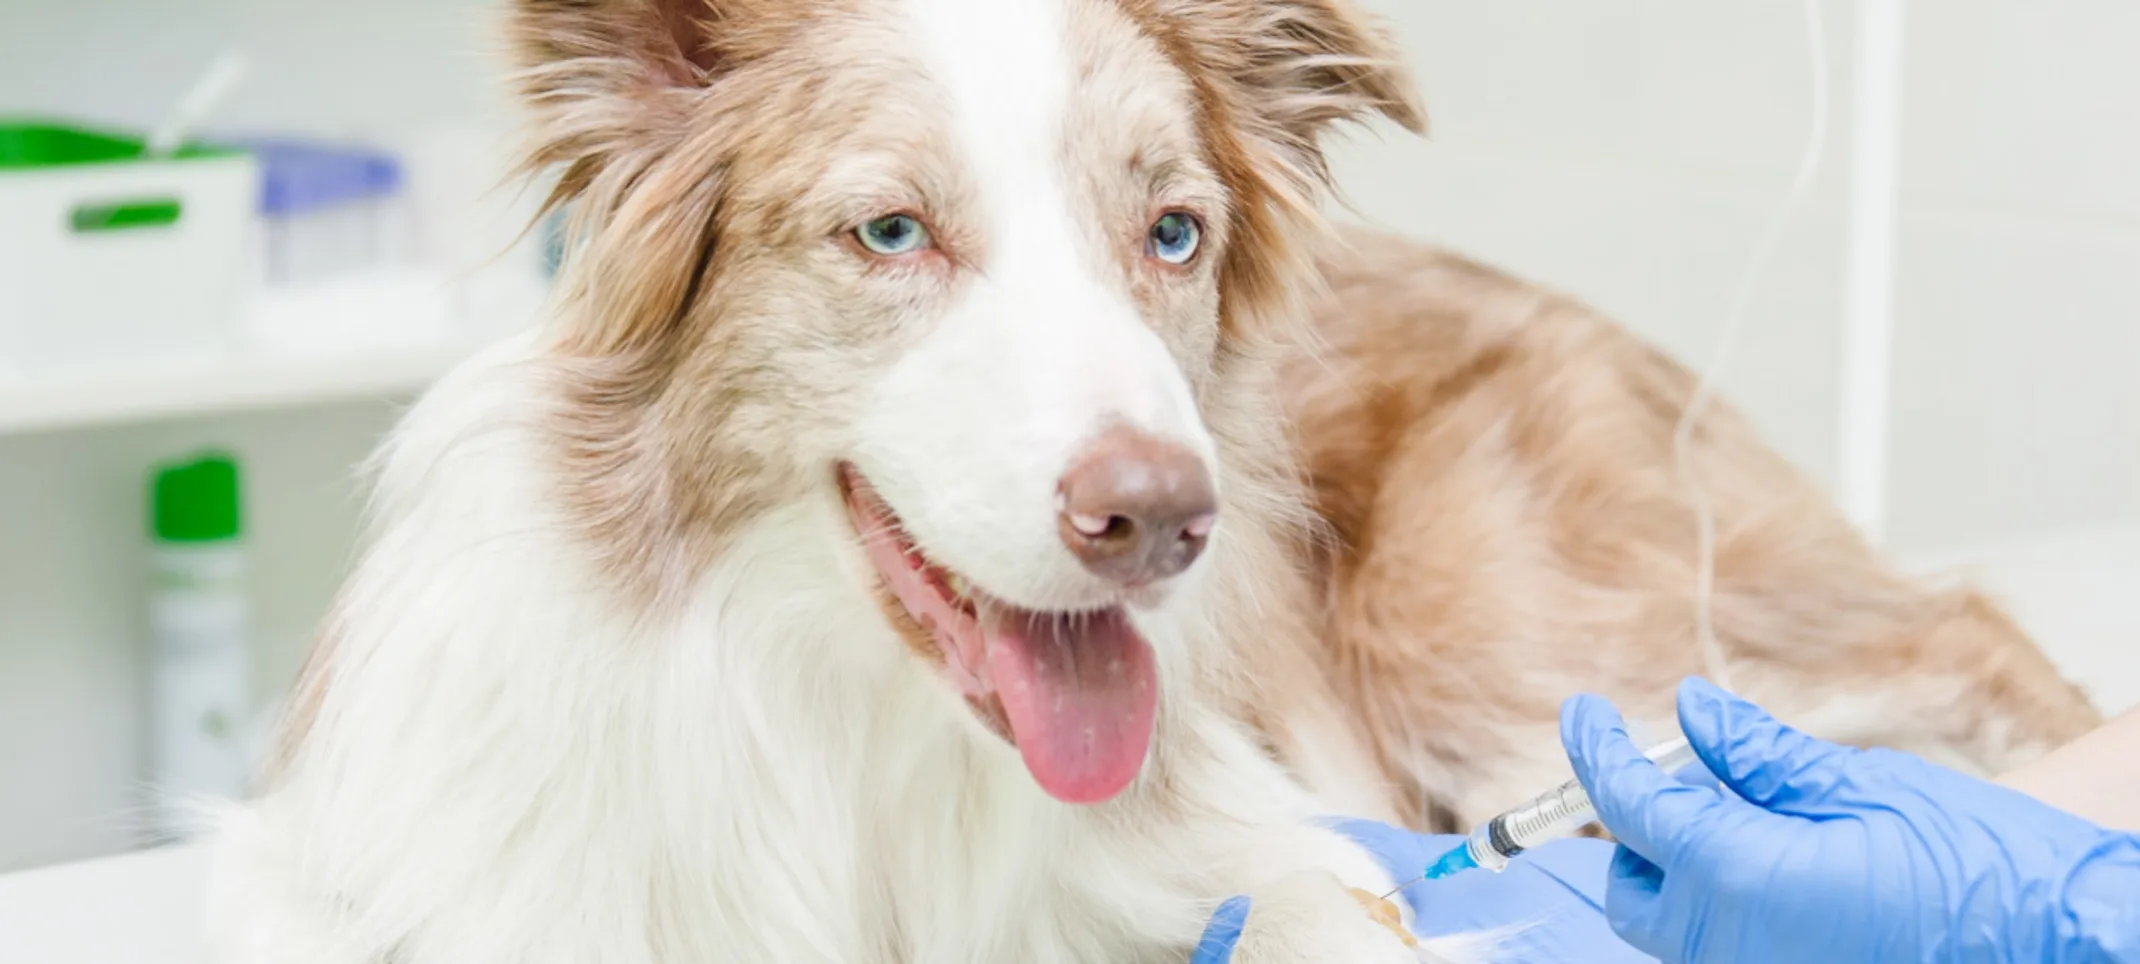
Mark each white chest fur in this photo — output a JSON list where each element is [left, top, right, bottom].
[[203, 347, 1332, 964]]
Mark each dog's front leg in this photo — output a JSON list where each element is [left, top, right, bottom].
[[1209, 824, 1482, 964], [1222, 869, 1431, 964]]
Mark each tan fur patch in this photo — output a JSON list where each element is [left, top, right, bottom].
[[1348, 888, 1417, 947], [1275, 229, 2102, 824]]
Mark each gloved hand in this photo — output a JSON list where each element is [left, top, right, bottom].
[[1564, 676, 2140, 964], [1193, 821, 1655, 963]]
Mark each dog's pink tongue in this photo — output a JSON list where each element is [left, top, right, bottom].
[[985, 608, 1157, 804]]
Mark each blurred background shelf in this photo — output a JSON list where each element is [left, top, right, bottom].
[[0, 338, 481, 437], [0, 269, 540, 437]]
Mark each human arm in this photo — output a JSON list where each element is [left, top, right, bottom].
[[2001, 704, 2140, 832], [1564, 677, 2140, 964]]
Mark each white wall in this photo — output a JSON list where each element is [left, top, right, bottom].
[[0, 0, 510, 141], [2, 0, 2134, 873], [1335, 0, 2140, 553]]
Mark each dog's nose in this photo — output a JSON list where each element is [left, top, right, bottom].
[[1057, 427, 1217, 587]]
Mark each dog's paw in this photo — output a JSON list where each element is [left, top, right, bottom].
[[1227, 870, 1433, 964]]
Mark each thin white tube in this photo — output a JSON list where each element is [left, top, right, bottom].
[[1838, 0, 1906, 543], [145, 52, 249, 158], [1674, 0, 1830, 692]]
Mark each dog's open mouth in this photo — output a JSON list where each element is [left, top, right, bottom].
[[838, 464, 1157, 804]]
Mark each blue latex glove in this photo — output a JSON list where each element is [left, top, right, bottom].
[[1192, 821, 1656, 963], [1564, 677, 2140, 964]]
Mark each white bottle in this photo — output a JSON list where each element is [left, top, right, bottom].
[[147, 451, 252, 840]]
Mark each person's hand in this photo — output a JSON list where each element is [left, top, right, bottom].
[[1564, 676, 2133, 964], [1193, 820, 1656, 963]]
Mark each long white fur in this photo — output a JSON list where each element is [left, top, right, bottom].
[[207, 335, 1442, 962], [203, 0, 1473, 960]]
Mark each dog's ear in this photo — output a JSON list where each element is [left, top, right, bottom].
[[506, 1, 762, 357], [506, 0, 734, 205]]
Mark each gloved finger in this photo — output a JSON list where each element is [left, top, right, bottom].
[[1562, 694, 1738, 867], [1602, 845, 1670, 960], [1191, 895, 1251, 964], [1676, 677, 1857, 813]]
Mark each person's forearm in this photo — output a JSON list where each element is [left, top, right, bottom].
[[1999, 705, 2140, 832]]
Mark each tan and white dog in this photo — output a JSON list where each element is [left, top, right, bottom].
[[203, 0, 2100, 962]]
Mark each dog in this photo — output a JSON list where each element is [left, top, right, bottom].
[[205, 0, 1459, 961], [203, 0, 2100, 961]]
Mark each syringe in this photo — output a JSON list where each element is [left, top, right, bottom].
[[1414, 735, 1700, 882]]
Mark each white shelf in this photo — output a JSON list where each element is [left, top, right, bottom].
[[0, 270, 542, 436], [0, 337, 489, 436]]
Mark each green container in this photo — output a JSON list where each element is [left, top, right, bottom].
[[0, 120, 237, 169], [0, 118, 257, 365], [151, 451, 244, 544], [0, 121, 240, 231]]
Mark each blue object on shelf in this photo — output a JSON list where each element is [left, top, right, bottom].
[[541, 205, 571, 279], [234, 138, 403, 216]]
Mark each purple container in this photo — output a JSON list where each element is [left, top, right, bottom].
[[232, 138, 408, 286]]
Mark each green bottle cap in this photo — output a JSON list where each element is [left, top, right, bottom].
[[151, 452, 243, 543]]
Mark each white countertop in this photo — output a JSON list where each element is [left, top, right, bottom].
[[0, 843, 208, 964]]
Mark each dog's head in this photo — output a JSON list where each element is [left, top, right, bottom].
[[513, 0, 1419, 803]]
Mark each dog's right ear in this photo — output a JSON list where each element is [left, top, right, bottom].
[[508, 0, 757, 356], [508, 0, 730, 205]]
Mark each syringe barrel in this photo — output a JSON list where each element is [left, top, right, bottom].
[[1494, 779, 1597, 854], [1472, 736, 1698, 863]]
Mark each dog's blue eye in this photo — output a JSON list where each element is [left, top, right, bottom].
[[856, 214, 929, 256], [1148, 212, 1201, 265]]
